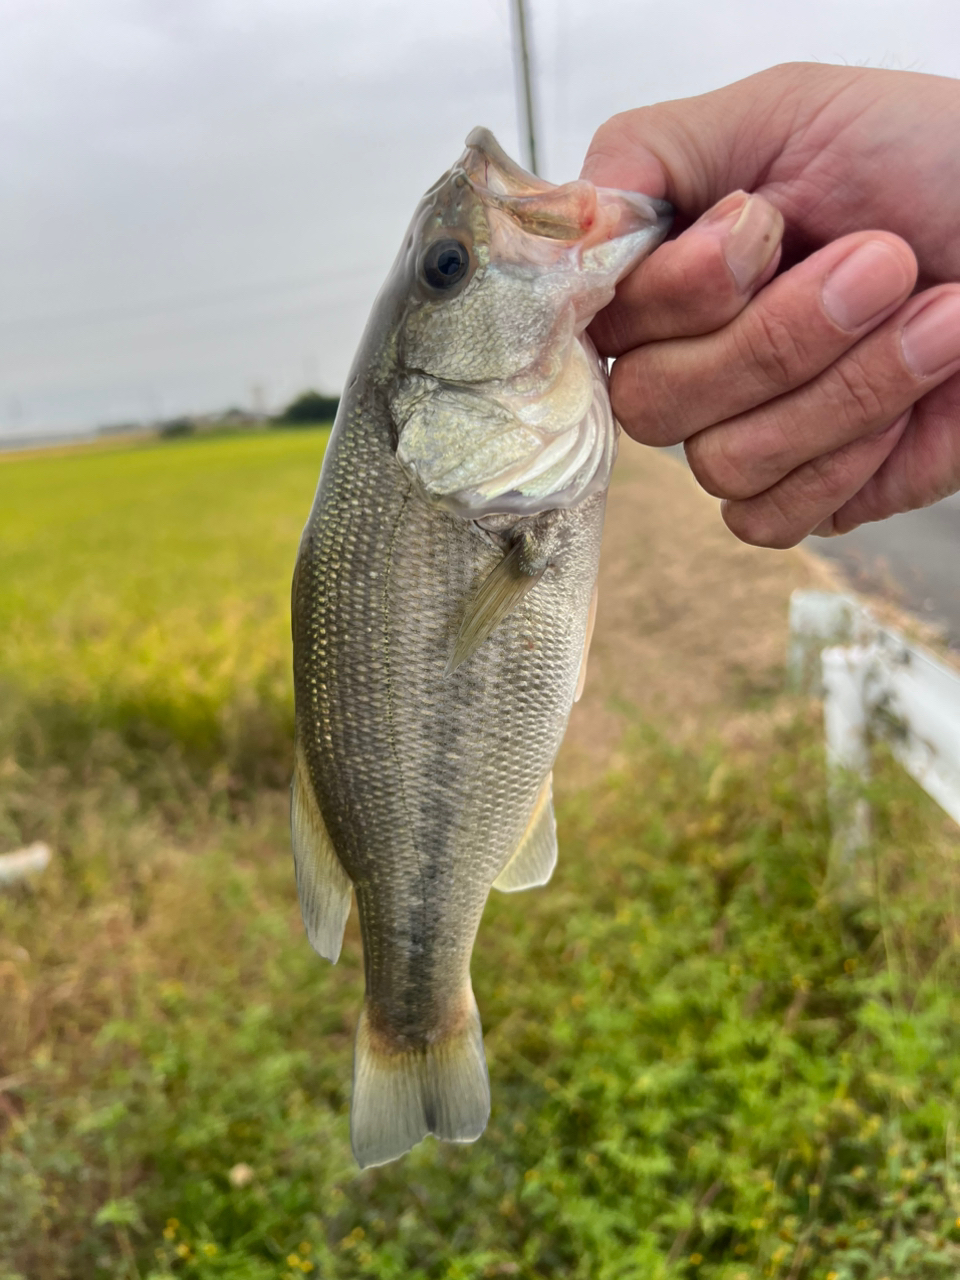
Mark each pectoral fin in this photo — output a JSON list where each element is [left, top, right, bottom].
[[493, 772, 557, 892], [446, 541, 544, 675], [291, 739, 352, 962]]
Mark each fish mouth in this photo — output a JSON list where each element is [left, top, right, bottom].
[[392, 130, 673, 523], [460, 127, 554, 195], [460, 126, 672, 249]]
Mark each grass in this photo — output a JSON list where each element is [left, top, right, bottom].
[[0, 428, 325, 797], [2, 429, 960, 1280]]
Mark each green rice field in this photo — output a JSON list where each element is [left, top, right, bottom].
[[2, 428, 960, 1280]]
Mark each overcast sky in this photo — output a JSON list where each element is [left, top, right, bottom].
[[2, 0, 959, 439]]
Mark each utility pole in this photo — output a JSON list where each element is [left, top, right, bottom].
[[511, 0, 539, 176]]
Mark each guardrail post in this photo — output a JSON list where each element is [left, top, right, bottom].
[[787, 591, 874, 696], [821, 645, 875, 901], [0, 841, 52, 887], [789, 589, 960, 904]]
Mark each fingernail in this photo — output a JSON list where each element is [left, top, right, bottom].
[[695, 190, 749, 227], [722, 195, 784, 292], [901, 291, 960, 377], [811, 517, 836, 537], [822, 241, 914, 331]]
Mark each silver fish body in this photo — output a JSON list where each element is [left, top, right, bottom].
[[291, 130, 669, 1168]]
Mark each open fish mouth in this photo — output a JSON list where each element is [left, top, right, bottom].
[[461, 126, 672, 252], [393, 130, 672, 522]]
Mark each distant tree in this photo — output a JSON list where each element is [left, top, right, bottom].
[[274, 390, 340, 426], [159, 416, 195, 438]]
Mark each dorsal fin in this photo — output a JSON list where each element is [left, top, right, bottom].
[[493, 772, 557, 893], [291, 739, 352, 962], [446, 542, 544, 675]]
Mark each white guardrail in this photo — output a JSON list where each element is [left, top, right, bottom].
[[0, 840, 51, 888], [788, 590, 960, 891]]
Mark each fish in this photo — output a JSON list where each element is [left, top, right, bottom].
[[291, 128, 670, 1169]]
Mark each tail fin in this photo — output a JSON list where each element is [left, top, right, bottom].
[[350, 992, 490, 1169]]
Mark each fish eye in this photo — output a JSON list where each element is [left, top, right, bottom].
[[421, 238, 470, 291]]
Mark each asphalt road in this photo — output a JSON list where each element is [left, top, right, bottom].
[[804, 490, 960, 649], [662, 442, 960, 650]]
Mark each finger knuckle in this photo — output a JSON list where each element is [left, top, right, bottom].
[[609, 351, 687, 444], [590, 306, 632, 358], [825, 359, 888, 432], [734, 307, 808, 393], [801, 445, 862, 498], [723, 493, 799, 549], [726, 440, 875, 551], [685, 430, 757, 500], [656, 245, 740, 330]]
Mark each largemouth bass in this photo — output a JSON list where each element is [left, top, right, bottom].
[[291, 129, 669, 1168]]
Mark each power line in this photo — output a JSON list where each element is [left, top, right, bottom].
[[511, 0, 540, 175]]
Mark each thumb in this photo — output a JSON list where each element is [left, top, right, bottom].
[[580, 62, 845, 216]]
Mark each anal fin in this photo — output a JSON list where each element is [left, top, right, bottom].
[[493, 772, 557, 893], [291, 739, 352, 963]]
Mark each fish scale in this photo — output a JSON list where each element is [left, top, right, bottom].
[[291, 128, 670, 1167]]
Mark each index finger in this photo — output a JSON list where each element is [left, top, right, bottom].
[[590, 192, 784, 355]]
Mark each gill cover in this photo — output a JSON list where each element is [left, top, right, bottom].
[[392, 128, 671, 520]]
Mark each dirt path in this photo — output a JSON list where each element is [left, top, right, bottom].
[[559, 442, 838, 782]]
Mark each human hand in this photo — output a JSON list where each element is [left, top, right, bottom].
[[582, 63, 960, 547]]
